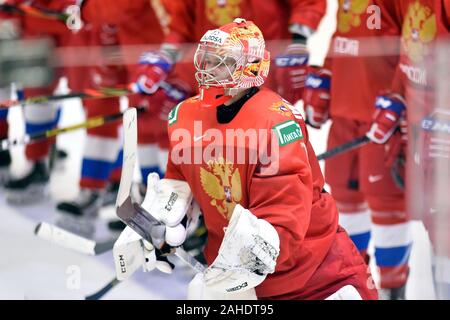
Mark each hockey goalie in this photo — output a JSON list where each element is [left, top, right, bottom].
[[114, 18, 378, 300]]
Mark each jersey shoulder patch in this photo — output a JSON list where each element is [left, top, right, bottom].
[[168, 102, 182, 126], [272, 119, 304, 146], [168, 95, 200, 126]]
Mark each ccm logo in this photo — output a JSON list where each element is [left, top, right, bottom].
[[275, 56, 308, 67], [119, 255, 126, 273]]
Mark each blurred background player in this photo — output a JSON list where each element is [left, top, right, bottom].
[[56, 0, 190, 226], [130, 0, 327, 104], [55, 20, 129, 219], [302, 0, 412, 299], [370, 0, 450, 300], [1, 0, 75, 204], [0, 4, 19, 185]]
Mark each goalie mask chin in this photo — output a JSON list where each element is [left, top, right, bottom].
[[203, 204, 280, 294], [194, 18, 270, 106]]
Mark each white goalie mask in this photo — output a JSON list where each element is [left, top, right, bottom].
[[194, 18, 270, 93]]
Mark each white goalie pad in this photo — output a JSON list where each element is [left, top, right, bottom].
[[204, 204, 280, 294], [187, 272, 257, 300]]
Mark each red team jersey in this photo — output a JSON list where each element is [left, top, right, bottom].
[[165, 87, 375, 299], [327, 0, 401, 122], [162, 0, 326, 44], [19, 0, 73, 42], [82, 0, 164, 47], [383, 0, 450, 121], [160, 0, 327, 90], [81, 0, 165, 78]]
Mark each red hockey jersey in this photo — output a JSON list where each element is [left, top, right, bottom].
[[162, 0, 326, 44], [81, 0, 164, 47], [164, 87, 374, 298], [160, 0, 327, 91], [382, 0, 450, 122], [327, 0, 401, 122]]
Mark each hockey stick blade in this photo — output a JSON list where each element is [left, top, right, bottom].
[[34, 222, 116, 255], [116, 108, 137, 209], [35, 222, 97, 255]]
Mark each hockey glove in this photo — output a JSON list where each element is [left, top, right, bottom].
[[367, 93, 406, 144], [303, 66, 331, 128], [275, 43, 309, 104], [385, 117, 407, 168], [129, 50, 174, 95]]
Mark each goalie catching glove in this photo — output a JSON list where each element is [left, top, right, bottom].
[[201, 204, 280, 294]]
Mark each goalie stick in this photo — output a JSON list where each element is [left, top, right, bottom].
[[117, 107, 206, 273], [0, 3, 69, 22], [84, 108, 205, 300]]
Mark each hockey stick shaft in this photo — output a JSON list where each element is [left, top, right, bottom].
[[85, 278, 120, 300], [0, 3, 68, 22], [316, 135, 370, 161], [0, 106, 145, 151], [0, 79, 184, 109], [0, 87, 130, 109]]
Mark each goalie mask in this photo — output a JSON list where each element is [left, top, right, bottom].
[[194, 18, 270, 100]]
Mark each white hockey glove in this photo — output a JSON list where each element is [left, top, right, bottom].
[[203, 204, 280, 294], [141, 172, 200, 249], [113, 226, 174, 281]]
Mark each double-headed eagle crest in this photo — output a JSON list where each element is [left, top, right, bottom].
[[200, 157, 242, 220], [337, 0, 370, 33], [401, 1, 437, 63], [206, 0, 242, 27]]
